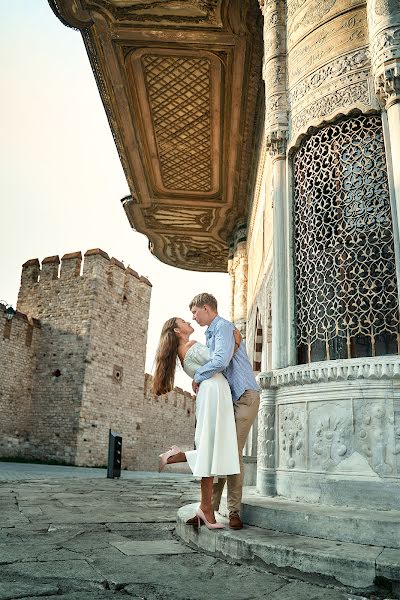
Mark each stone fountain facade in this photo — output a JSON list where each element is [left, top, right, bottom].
[[50, 0, 400, 590]]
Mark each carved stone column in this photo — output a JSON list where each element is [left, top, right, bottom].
[[377, 64, 400, 284], [261, 0, 290, 369], [368, 1, 400, 294], [256, 372, 277, 496], [228, 257, 235, 323], [231, 241, 248, 339], [268, 130, 290, 369]]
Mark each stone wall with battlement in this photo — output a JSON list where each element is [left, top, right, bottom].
[[0, 249, 195, 471], [138, 374, 195, 473], [0, 305, 41, 458]]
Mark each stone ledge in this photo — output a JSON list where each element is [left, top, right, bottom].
[[259, 355, 400, 389], [223, 490, 400, 549], [176, 503, 400, 595]]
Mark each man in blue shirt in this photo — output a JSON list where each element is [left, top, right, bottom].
[[188, 292, 260, 530]]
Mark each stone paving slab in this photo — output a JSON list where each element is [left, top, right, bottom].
[[0, 462, 190, 481], [111, 539, 196, 555], [0, 582, 59, 600], [0, 464, 396, 600]]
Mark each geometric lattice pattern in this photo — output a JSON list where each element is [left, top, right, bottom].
[[294, 115, 400, 363], [143, 55, 212, 192]]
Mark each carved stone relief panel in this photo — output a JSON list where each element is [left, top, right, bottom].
[[286, 1, 372, 139], [289, 49, 372, 137], [370, 25, 400, 71], [308, 402, 350, 471], [287, 0, 365, 50], [354, 398, 398, 476], [278, 404, 306, 469], [289, 48, 369, 106], [288, 8, 368, 87], [258, 401, 276, 469], [83, 0, 224, 28], [291, 77, 371, 135], [158, 233, 228, 272], [142, 205, 218, 232]]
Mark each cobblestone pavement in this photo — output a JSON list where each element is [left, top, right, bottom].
[[0, 462, 389, 600]]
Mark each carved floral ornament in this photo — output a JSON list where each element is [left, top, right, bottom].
[[265, 128, 288, 157], [289, 49, 370, 106], [375, 60, 400, 106]]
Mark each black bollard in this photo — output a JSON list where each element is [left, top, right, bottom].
[[107, 429, 122, 478]]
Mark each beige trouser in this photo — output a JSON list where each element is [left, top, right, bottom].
[[212, 389, 260, 514]]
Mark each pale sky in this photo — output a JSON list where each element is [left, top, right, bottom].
[[0, 1, 230, 390]]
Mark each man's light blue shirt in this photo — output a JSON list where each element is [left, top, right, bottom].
[[193, 315, 260, 402]]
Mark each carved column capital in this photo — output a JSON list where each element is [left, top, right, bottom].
[[266, 128, 288, 159], [376, 61, 400, 108], [258, 371, 276, 391]]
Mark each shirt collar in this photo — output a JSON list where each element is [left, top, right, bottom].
[[205, 315, 221, 337]]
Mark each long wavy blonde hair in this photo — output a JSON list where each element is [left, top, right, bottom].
[[152, 317, 179, 395]]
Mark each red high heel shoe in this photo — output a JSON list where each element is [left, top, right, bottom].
[[158, 445, 181, 472], [195, 507, 225, 530]]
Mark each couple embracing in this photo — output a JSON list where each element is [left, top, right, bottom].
[[153, 293, 260, 531]]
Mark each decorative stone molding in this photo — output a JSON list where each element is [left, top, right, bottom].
[[370, 26, 400, 70], [289, 48, 370, 106], [265, 127, 288, 158], [367, 0, 400, 106], [291, 79, 371, 133], [375, 60, 400, 107], [288, 7, 367, 85], [258, 355, 400, 389]]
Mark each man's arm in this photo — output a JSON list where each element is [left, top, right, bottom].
[[194, 321, 235, 384]]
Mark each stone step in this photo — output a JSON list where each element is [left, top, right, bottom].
[[222, 489, 400, 549], [176, 503, 400, 596]]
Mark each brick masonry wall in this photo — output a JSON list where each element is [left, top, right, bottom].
[[0, 305, 41, 457], [137, 374, 196, 473]]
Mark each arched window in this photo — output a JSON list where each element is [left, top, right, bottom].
[[294, 115, 400, 363]]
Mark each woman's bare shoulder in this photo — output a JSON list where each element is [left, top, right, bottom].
[[178, 340, 197, 363]]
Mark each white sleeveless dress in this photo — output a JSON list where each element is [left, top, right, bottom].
[[183, 343, 240, 477]]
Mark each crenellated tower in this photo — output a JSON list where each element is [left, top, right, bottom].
[[15, 248, 152, 467]]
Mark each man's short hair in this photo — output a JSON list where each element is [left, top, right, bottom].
[[189, 293, 218, 311]]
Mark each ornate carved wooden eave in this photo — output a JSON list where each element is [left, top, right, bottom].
[[49, 0, 263, 272]]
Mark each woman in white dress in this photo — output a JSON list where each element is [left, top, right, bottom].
[[153, 317, 240, 529]]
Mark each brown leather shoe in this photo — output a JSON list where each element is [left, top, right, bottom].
[[186, 514, 203, 527], [229, 512, 243, 529]]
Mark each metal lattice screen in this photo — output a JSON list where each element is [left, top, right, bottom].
[[294, 114, 400, 364]]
